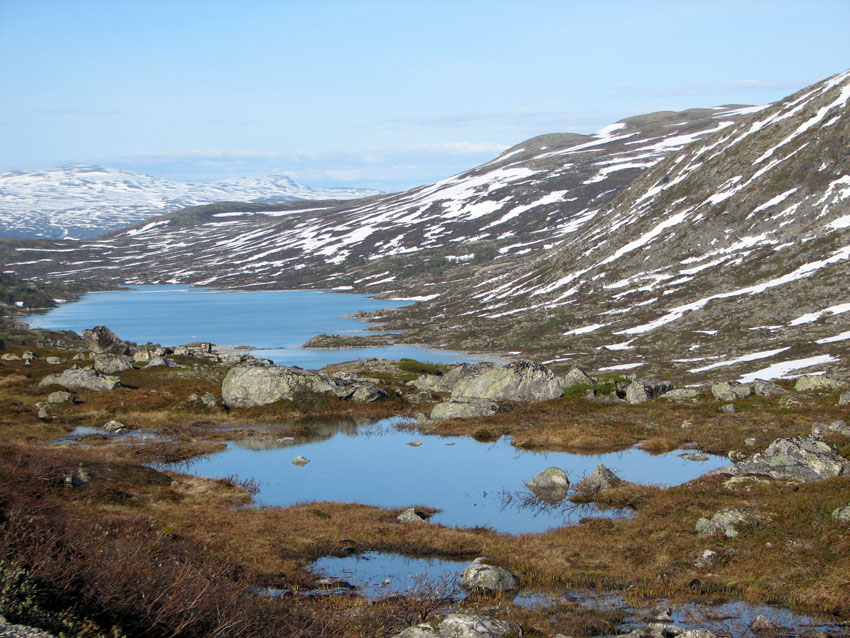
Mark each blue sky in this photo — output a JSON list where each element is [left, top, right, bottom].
[[1, 0, 849, 191]]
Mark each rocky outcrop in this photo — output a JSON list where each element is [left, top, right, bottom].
[[625, 378, 674, 404], [394, 614, 521, 638], [410, 362, 495, 394], [38, 365, 120, 392], [794, 375, 849, 393], [575, 464, 621, 493], [93, 353, 134, 374], [695, 508, 754, 538], [451, 361, 563, 403], [430, 398, 499, 420], [717, 436, 849, 483], [710, 382, 752, 402], [460, 558, 520, 593], [221, 364, 387, 408], [82, 325, 130, 355]]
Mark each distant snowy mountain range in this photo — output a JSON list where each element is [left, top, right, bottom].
[[0, 165, 380, 239]]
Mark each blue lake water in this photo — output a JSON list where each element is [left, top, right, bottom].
[[169, 417, 728, 534], [25, 285, 480, 368]]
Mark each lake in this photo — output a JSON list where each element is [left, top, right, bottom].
[[25, 285, 480, 368], [167, 417, 728, 534]]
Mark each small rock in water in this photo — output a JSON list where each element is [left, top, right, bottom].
[[407, 440, 422, 447], [680, 452, 709, 462], [575, 464, 621, 493], [292, 455, 310, 466]]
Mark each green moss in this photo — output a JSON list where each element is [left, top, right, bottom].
[[398, 358, 444, 376]]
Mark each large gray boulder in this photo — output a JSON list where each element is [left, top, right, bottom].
[[81, 325, 130, 355], [452, 361, 563, 403], [794, 375, 849, 393], [753, 379, 787, 397], [460, 558, 519, 593], [576, 464, 622, 494], [832, 504, 850, 522], [716, 436, 849, 483], [410, 362, 495, 394], [711, 382, 752, 402], [93, 353, 134, 374], [431, 399, 499, 420], [38, 365, 120, 392], [395, 614, 521, 638], [560, 366, 595, 388], [221, 364, 386, 408], [625, 378, 674, 404], [526, 466, 569, 503], [661, 388, 700, 401], [696, 508, 754, 538]]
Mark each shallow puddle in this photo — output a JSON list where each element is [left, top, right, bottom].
[[170, 417, 727, 534], [53, 426, 159, 444]]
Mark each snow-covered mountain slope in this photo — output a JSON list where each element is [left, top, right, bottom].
[[392, 69, 850, 380], [0, 165, 379, 239], [0, 106, 751, 289]]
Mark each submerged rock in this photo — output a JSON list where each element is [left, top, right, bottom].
[[716, 436, 849, 483], [460, 558, 520, 593], [430, 398, 499, 420], [221, 364, 386, 408], [39, 365, 120, 392], [451, 360, 563, 403], [695, 508, 754, 538]]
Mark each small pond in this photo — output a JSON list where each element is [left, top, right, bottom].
[[167, 417, 728, 534], [25, 285, 481, 369]]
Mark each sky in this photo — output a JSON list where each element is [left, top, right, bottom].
[[1, 0, 849, 192]]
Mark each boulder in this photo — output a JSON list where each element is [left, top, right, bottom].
[[394, 614, 521, 638], [221, 364, 386, 408], [711, 382, 752, 402], [45, 356, 64, 365], [460, 558, 519, 593], [753, 379, 787, 397], [174, 342, 214, 357], [397, 507, 431, 523], [47, 390, 74, 404], [575, 464, 622, 493], [716, 436, 849, 483], [625, 378, 674, 404], [695, 508, 754, 538], [82, 325, 129, 355], [719, 403, 736, 414], [451, 361, 563, 403], [811, 420, 850, 438], [526, 466, 570, 502], [93, 353, 134, 374], [661, 388, 700, 401], [291, 455, 310, 466], [431, 399, 499, 420], [103, 419, 126, 432], [560, 366, 595, 388], [794, 375, 849, 393], [144, 355, 179, 368], [35, 402, 53, 420], [38, 365, 120, 392], [0, 353, 20, 361], [832, 504, 850, 522], [749, 615, 785, 634], [839, 391, 850, 406]]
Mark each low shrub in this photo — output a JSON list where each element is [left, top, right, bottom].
[[398, 359, 443, 376]]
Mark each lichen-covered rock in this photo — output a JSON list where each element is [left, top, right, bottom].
[[394, 614, 521, 638], [811, 420, 850, 438], [93, 353, 134, 374], [460, 558, 520, 593], [695, 508, 754, 538], [430, 399, 499, 420], [716, 436, 849, 483], [47, 390, 74, 403], [576, 464, 622, 493], [221, 364, 386, 408], [832, 504, 850, 522], [38, 365, 120, 392], [560, 366, 595, 388], [45, 356, 64, 365], [661, 388, 700, 401], [526, 466, 570, 502], [144, 355, 180, 368], [839, 391, 850, 406], [103, 419, 126, 432], [410, 363, 495, 394], [452, 361, 563, 403], [397, 507, 431, 523], [625, 378, 674, 404], [82, 325, 130, 355], [753, 379, 787, 397], [794, 375, 849, 393], [711, 381, 752, 402]]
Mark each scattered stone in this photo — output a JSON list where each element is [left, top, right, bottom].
[[199, 392, 219, 409], [221, 363, 387, 408], [839, 391, 850, 406], [832, 504, 850, 522], [811, 420, 850, 438], [431, 398, 499, 420], [680, 452, 710, 462], [45, 356, 64, 364], [93, 353, 134, 374], [753, 379, 787, 397], [695, 508, 754, 538], [648, 607, 674, 623], [711, 382, 751, 402], [527, 466, 569, 490], [744, 438, 757, 447], [460, 558, 520, 593], [719, 403, 736, 414], [716, 435, 850, 483], [47, 390, 74, 404], [727, 450, 747, 462], [144, 355, 180, 368], [575, 464, 621, 493], [407, 440, 422, 447], [397, 507, 431, 523], [39, 365, 120, 392], [64, 466, 92, 488], [394, 614, 521, 638], [749, 615, 785, 634], [661, 388, 700, 401], [103, 419, 127, 432], [681, 420, 693, 429], [794, 375, 849, 393], [292, 455, 310, 466], [0, 353, 20, 360], [35, 402, 53, 420], [82, 325, 130, 355], [21, 351, 35, 361], [625, 378, 674, 404], [694, 549, 719, 569], [560, 366, 595, 388], [451, 360, 563, 403]]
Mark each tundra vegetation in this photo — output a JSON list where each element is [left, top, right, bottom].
[[0, 321, 848, 638]]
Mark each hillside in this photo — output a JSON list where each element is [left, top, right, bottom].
[[0, 165, 380, 239]]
